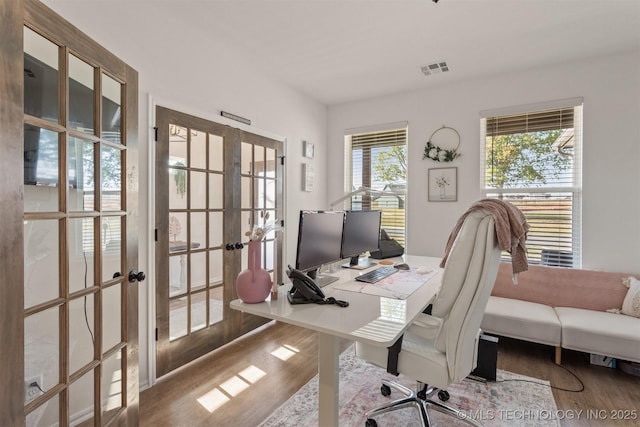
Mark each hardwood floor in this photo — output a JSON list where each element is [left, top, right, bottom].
[[139, 322, 639, 426]]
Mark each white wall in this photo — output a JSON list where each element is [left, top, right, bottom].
[[327, 50, 640, 274], [43, 1, 330, 392]]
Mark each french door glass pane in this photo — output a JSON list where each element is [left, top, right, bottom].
[[255, 178, 265, 209], [68, 54, 95, 134], [190, 251, 206, 292], [208, 134, 224, 172], [25, 306, 59, 402], [102, 283, 121, 351], [169, 167, 187, 210], [209, 289, 223, 326], [101, 216, 121, 282], [209, 250, 223, 327], [208, 173, 223, 209], [241, 177, 251, 209], [169, 125, 188, 206], [69, 295, 95, 374], [69, 372, 94, 426], [26, 394, 59, 426], [254, 145, 265, 176], [102, 351, 123, 417], [190, 130, 206, 169], [101, 73, 121, 143], [69, 217, 95, 294], [24, 219, 59, 308], [169, 255, 184, 297], [190, 291, 207, 333], [190, 171, 206, 210], [23, 27, 59, 122], [266, 147, 276, 173], [241, 142, 252, 174], [101, 145, 122, 211], [24, 125, 59, 212], [265, 179, 276, 209], [190, 212, 206, 252], [208, 249, 223, 285], [169, 212, 187, 245], [170, 297, 187, 341], [68, 136, 95, 212], [208, 212, 223, 248]]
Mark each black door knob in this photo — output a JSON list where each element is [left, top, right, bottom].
[[234, 242, 244, 250], [128, 270, 146, 283], [225, 243, 235, 251]]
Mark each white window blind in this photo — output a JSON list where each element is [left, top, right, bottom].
[[345, 127, 407, 246], [481, 102, 583, 267]]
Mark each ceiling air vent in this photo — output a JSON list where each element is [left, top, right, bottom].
[[421, 61, 449, 76]]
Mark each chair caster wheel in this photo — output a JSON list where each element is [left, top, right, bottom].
[[365, 418, 378, 427], [438, 390, 450, 401], [380, 384, 391, 397]]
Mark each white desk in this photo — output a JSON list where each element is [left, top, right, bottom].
[[230, 255, 442, 427]]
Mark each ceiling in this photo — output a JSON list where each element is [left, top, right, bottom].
[[44, 0, 640, 106]]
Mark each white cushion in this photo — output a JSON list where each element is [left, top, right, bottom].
[[622, 277, 640, 318], [555, 307, 640, 363], [481, 296, 561, 346]]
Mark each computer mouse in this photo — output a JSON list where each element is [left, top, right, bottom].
[[394, 263, 410, 271], [415, 267, 432, 274]]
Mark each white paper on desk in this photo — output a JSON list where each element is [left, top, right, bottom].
[[333, 268, 442, 299]]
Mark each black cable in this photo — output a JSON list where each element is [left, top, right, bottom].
[[495, 361, 584, 393], [30, 381, 45, 394], [83, 250, 95, 345]]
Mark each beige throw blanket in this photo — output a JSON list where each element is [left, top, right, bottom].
[[440, 199, 529, 282]]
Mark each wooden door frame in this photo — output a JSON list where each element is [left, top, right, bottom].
[[154, 106, 284, 377], [0, 0, 26, 425], [0, 1, 140, 425]]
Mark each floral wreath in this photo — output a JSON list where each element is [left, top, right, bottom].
[[423, 126, 461, 162]]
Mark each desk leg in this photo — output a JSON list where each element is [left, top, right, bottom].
[[318, 333, 339, 427]]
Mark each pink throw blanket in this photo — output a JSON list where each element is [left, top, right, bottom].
[[440, 199, 529, 281]]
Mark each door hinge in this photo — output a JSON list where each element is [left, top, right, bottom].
[[280, 219, 284, 227], [155, 328, 158, 341], [155, 228, 158, 242], [153, 126, 158, 141], [279, 155, 285, 165]]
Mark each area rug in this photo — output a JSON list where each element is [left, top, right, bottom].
[[260, 346, 559, 427]]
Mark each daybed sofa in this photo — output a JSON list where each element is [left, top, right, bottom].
[[481, 262, 640, 365]]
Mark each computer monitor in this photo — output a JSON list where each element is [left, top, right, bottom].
[[340, 210, 382, 268], [294, 210, 345, 286]]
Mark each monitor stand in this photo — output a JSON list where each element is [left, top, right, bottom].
[[307, 269, 339, 288], [342, 255, 376, 270]]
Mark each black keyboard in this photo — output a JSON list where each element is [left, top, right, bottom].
[[355, 266, 398, 284]]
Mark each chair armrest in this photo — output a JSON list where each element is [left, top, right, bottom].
[[407, 313, 443, 340]]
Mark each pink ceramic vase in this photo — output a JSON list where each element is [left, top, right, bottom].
[[236, 240, 272, 303]]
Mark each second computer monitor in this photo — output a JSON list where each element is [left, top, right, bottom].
[[341, 210, 382, 268], [295, 210, 345, 280]]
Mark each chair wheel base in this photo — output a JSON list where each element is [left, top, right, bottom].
[[365, 418, 378, 427], [438, 390, 450, 401], [380, 384, 391, 397]]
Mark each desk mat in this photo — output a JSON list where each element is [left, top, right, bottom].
[[332, 267, 442, 299]]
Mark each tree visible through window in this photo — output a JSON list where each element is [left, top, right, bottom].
[[481, 102, 583, 267], [346, 127, 407, 246]]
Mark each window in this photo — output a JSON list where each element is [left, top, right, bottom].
[[344, 124, 407, 246], [480, 99, 583, 267]]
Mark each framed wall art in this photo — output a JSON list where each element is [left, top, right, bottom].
[[302, 163, 315, 191], [303, 140, 315, 158], [428, 167, 457, 202]]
